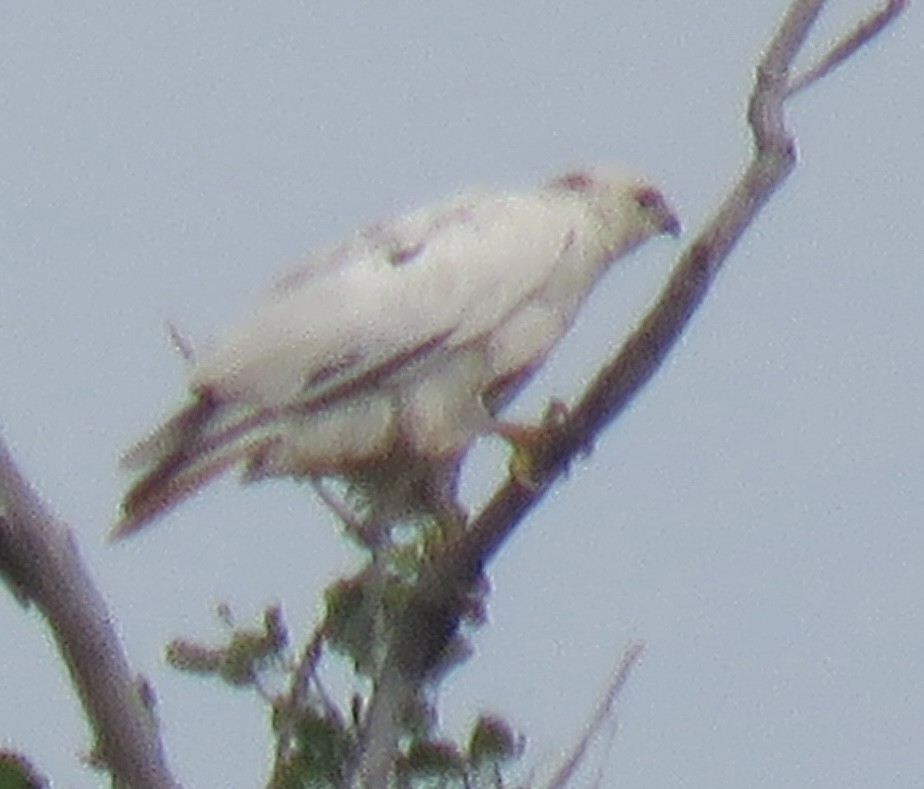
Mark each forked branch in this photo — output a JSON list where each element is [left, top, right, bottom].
[[445, 0, 906, 599], [370, 4, 907, 783]]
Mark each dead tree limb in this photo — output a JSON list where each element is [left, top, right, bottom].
[[0, 436, 179, 789]]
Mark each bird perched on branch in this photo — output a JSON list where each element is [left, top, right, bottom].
[[115, 166, 679, 538]]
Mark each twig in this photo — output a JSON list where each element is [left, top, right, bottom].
[[0, 434, 179, 789], [309, 477, 385, 549], [788, 0, 908, 96], [544, 642, 645, 789]]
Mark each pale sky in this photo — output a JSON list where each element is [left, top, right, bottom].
[[1, 2, 922, 787]]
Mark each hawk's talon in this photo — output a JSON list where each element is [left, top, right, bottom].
[[494, 419, 552, 490], [495, 398, 574, 487], [509, 450, 540, 490]]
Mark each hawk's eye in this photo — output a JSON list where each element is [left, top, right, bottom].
[[634, 187, 662, 211]]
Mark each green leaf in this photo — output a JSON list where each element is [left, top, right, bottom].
[[398, 739, 465, 780], [323, 576, 378, 673], [290, 711, 351, 787], [468, 715, 521, 766], [0, 751, 46, 789]]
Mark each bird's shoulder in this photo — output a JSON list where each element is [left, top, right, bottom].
[[264, 190, 499, 297], [191, 184, 589, 406]]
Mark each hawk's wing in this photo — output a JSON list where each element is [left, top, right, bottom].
[[191, 189, 583, 409]]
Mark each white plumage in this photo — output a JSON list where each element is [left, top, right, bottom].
[[116, 166, 679, 536]]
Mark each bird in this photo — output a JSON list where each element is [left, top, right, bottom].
[[115, 166, 679, 538]]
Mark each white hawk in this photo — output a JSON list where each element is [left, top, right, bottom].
[[116, 167, 679, 537]]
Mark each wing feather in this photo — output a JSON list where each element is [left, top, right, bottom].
[[191, 189, 582, 408]]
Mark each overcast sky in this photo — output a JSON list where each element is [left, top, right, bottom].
[[1, 2, 921, 787]]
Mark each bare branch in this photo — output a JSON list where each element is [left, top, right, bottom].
[[351, 662, 414, 789], [309, 477, 385, 549], [433, 0, 905, 594], [544, 642, 645, 789], [0, 434, 179, 789], [379, 0, 907, 757], [788, 0, 908, 96]]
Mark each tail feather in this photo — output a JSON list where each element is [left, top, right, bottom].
[[114, 447, 247, 538], [120, 392, 217, 471], [114, 392, 276, 538]]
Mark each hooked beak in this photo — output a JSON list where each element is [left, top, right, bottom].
[[660, 209, 681, 238]]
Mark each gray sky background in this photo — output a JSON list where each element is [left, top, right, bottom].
[[1, 2, 921, 787]]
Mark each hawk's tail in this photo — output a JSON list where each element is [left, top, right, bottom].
[[114, 392, 271, 538]]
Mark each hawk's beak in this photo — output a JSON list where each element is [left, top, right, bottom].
[[636, 184, 681, 238], [661, 209, 681, 238]]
